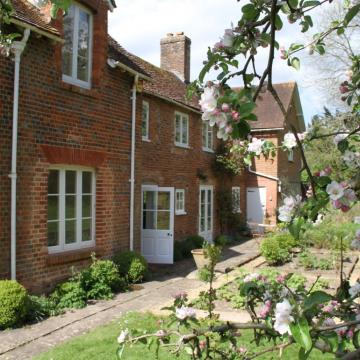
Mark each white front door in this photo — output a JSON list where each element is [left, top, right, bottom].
[[199, 185, 214, 243], [246, 187, 266, 224], [141, 186, 174, 264]]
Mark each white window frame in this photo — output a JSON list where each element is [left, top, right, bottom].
[[47, 165, 96, 254], [174, 112, 189, 148], [202, 122, 214, 153], [62, 3, 93, 89], [175, 189, 186, 215], [232, 186, 241, 213], [142, 101, 150, 141], [288, 149, 294, 162]]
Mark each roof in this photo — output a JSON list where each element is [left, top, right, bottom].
[[11, 0, 60, 37], [245, 82, 297, 130], [108, 36, 200, 111]]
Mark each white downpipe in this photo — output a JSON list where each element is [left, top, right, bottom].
[[9, 29, 30, 280], [129, 75, 139, 251], [248, 166, 282, 192]]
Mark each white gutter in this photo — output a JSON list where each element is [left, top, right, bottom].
[[248, 166, 282, 192], [107, 58, 151, 82], [251, 127, 284, 132], [9, 28, 31, 280], [129, 75, 139, 251]]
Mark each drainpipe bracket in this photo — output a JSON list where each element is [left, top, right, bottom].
[[8, 173, 17, 180]]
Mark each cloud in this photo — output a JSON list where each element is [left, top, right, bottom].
[[108, 0, 344, 125]]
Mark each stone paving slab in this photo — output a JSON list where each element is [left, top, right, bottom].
[[0, 240, 261, 360]]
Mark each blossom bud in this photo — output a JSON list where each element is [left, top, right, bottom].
[[221, 103, 230, 112], [199, 340, 206, 350], [339, 84, 349, 94]]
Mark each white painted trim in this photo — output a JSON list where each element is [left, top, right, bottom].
[[198, 185, 214, 243], [251, 127, 284, 132], [142, 100, 150, 141], [175, 189, 186, 215], [174, 111, 189, 147], [107, 59, 152, 82]]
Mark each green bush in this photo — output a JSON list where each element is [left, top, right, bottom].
[[79, 257, 125, 299], [260, 237, 290, 265], [50, 281, 87, 310], [174, 242, 184, 262], [299, 251, 317, 270], [113, 251, 148, 284], [214, 234, 231, 247], [26, 295, 62, 323], [272, 233, 297, 250], [181, 235, 205, 257], [0, 280, 28, 329]]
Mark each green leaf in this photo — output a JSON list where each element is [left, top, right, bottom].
[[337, 139, 349, 153], [302, 0, 320, 7], [275, 15, 283, 30], [299, 348, 312, 360], [242, 4, 258, 20], [239, 102, 256, 117], [289, 317, 312, 352], [337, 27, 345, 35], [315, 176, 331, 187], [315, 44, 325, 55], [289, 217, 304, 240], [289, 0, 298, 8], [345, 4, 360, 25], [303, 291, 332, 309], [321, 332, 339, 352], [304, 15, 313, 27], [291, 57, 300, 70]]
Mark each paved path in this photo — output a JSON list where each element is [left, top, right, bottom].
[[0, 239, 261, 360]]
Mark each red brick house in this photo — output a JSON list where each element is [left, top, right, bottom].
[[0, 0, 304, 291]]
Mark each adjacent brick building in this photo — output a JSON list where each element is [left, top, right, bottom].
[[0, 0, 304, 291]]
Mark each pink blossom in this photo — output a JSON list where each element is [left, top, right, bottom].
[[280, 46, 287, 60], [221, 103, 230, 112], [199, 340, 206, 350], [260, 300, 272, 318], [231, 110, 239, 120], [237, 347, 247, 354], [344, 189, 357, 201], [173, 291, 188, 299], [320, 166, 332, 176], [276, 274, 286, 283], [341, 205, 350, 213], [225, 125, 233, 134]]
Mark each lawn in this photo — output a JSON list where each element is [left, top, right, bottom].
[[34, 312, 334, 360]]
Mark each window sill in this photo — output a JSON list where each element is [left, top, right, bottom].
[[142, 138, 151, 142], [46, 246, 99, 266], [176, 211, 187, 216], [202, 147, 214, 154], [174, 143, 190, 149]]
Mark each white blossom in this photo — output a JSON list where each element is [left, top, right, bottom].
[[247, 137, 264, 155], [199, 86, 218, 115], [243, 273, 260, 282], [282, 132, 297, 149], [354, 217, 360, 224], [175, 306, 196, 320], [278, 205, 293, 222], [333, 134, 348, 145], [326, 181, 345, 201], [274, 299, 294, 335], [221, 29, 235, 48], [117, 329, 129, 344], [349, 282, 360, 298]]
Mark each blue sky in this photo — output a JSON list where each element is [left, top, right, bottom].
[[108, 0, 342, 125]]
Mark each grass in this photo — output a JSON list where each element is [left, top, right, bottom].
[[34, 312, 334, 360]]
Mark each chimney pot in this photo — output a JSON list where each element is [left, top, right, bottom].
[[160, 32, 191, 83]]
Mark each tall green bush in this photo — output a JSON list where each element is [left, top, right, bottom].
[[112, 251, 148, 283], [0, 280, 28, 329], [260, 237, 290, 265]]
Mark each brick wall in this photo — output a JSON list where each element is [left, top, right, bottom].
[[0, 0, 137, 292]]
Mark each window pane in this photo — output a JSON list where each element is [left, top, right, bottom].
[[66, 171, 76, 193], [157, 211, 170, 230], [175, 115, 181, 142], [207, 216, 211, 230], [48, 170, 59, 194], [208, 128, 213, 149], [200, 217, 205, 232], [62, 6, 74, 76], [82, 195, 92, 218], [65, 220, 76, 244], [158, 192, 170, 210], [182, 118, 188, 144], [77, 10, 90, 82], [66, 195, 76, 219], [48, 222, 59, 247], [143, 211, 156, 229], [48, 196, 59, 221], [82, 218, 92, 241], [203, 123, 207, 147], [82, 172, 92, 193], [143, 191, 156, 210]]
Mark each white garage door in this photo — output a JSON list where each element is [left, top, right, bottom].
[[246, 187, 266, 225]]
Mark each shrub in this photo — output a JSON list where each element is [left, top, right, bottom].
[[113, 251, 148, 284], [0, 280, 28, 329], [260, 237, 290, 265], [26, 295, 61, 323], [286, 274, 306, 292], [174, 242, 184, 262], [79, 257, 125, 299], [299, 251, 317, 270], [198, 266, 212, 282], [214, 234, 231, 247], [272, 233, 297, 250], [181, 235, 205, 257], [50, 281, 87, 310]]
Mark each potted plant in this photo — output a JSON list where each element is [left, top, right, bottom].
[[191, 247, 210, 269]]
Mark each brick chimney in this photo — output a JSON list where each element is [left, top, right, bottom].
[[160, 32, 191, 83]]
